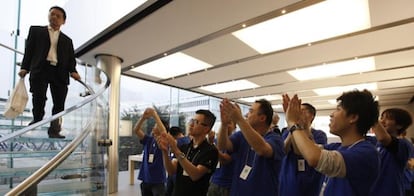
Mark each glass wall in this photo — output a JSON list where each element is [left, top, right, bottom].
[[118, 75, 251, 171], [119, 75, 250, 134]]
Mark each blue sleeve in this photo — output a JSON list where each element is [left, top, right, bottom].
[[229, 131, 242, 153], [281, 127, 289, 140], [312, 129, 327, 145], [391, 138, 412, 168], [140, 135, 150, 145], [264, 132, 284, 161]]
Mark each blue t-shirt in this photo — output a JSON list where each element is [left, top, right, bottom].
[[279, 128, 327, 196], [312, 129, 328, 145], [322, 140, 380, 196], [177, 136, 191, 147], [371, 137, 412, 196], [229, 131, 284, 196], [210, 144, 235, 189], [138, 135, 166, 183], [404, 142, 414, 191], [281, 128, 327, 145]]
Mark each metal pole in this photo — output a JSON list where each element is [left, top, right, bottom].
[[95, 54, 123, 194]]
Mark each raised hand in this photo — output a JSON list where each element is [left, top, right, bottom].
[[142, 108, 156, 119], [156, 132, 169, 151], [282, 94, 291, 113], [283, 94, 302, 125], [220, 98, 243, 123], [220, 102, 231, 125]]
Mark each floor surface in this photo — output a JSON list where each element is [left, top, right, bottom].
[[109, 170, 141, 196]]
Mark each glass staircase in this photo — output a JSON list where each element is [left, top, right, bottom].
[[0, 43, 111, 195]]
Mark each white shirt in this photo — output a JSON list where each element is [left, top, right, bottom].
[[47, 26, 60, 66]]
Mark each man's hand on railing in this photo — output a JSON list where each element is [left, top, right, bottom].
[[18, 69, 28, 78], [70, 72, 81, 81]]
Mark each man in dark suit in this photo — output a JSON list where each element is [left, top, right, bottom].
[[18, 6, 81, 139]]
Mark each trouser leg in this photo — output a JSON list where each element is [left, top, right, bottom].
[[48, 119, 61, 134], [29, 79, 48, 123], [49, 82, 68, 134], [141, 182, 154, 196], [151, 183, 166, 196], [49, 82, 68, 116]]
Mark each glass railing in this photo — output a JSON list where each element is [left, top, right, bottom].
[[0, 42, 111, 195]]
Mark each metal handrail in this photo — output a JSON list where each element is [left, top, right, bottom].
[[0, 42, 24, 55], [8, 75, 110, 195], [6, 73, 110, 195]]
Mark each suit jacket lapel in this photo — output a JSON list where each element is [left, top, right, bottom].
[[43, 26, 51, 48]]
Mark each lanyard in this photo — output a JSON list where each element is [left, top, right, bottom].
[[244, 147, 256, 167], [185, 143, 201, 163], [148, 139, 157, 154]]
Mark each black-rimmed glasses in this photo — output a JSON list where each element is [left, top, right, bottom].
[[188, 118, 208, 126]]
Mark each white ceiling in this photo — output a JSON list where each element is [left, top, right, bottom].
[[77, 0, 414, 113]]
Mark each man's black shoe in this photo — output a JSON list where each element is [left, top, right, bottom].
[[48, 133, 65, 139]]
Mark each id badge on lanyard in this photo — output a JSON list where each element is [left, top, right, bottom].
[[239, 148, 255, 180]]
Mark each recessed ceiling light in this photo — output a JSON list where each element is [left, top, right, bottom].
[[199, 80, 259, 94], [328, 99, 337, 105], [314, 83, 377, 96], [288, 57, 376, 81], [272, 104, 283, 109], [131, 52, 212, 79], [232, 0, 371, 54], [238, 94, 282, 103]]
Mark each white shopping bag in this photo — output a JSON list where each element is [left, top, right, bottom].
[[4, 78, 29, 119]]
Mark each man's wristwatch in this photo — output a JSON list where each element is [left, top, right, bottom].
[[289, 124, 304, 133]]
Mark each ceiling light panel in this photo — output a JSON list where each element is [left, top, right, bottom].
[[199, 80, 259, 94], [314, 83, 377, 96], [288, 57, 376, 81], [272, 104, 283, 109], [238, 94, 282, 103], [233, 0, 371, 54], [131, 52, 212, 79]]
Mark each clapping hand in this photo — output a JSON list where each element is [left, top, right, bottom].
[[156, 132, 178, 153], [220, 98, 243, 123], [283, 94, 302, 126]]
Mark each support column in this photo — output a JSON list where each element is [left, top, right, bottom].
[[95, 54, 123, 194]]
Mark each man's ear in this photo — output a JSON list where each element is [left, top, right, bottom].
[[349, 114, 359, 124], [260, 115, 267, 124]]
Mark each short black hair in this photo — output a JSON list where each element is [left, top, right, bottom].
[[255, 99, 274, 126], [195, 109, 216, 129], [163, 119, 170, 130], [302, 103, 316, 116], [50, 6, 66, 20], [337, 89, 379, 135], [168, 126, 183, 137], [381, 108, 412, 134], [302, 103, 316, 122]]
